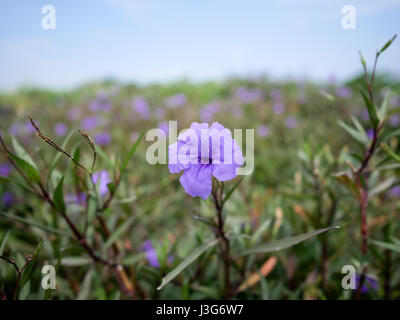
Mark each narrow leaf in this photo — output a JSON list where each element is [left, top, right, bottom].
[[104, 215, 135, 249], [360, 90, 379, 129], [241, 226, 339, 255], [120, 131, 144, 175], [371, 239, 400, 254], [53, 176, 66, 213], [157, 237, 220, 290]]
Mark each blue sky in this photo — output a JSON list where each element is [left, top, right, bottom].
[[0, 0, 399, 90]]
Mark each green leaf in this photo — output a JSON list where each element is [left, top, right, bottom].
[[157, 237, 220, 290], [121, 252, 146, 265], [240, 226, 339, 255], [338, 121, 368, 145], [48, 130, 74, 176], [60, 256, 92, 266], [0, 230, 11, 255], [369, 177, 396, 197], [378, 34, 397, 55], [382, 128, 400, 141], [9, 153, 41, 183], [360, 90, 379, 129], [120, 131, 144, 175], [333, 172, 361, 198], [0, 176, 36, 193], [77, 268, 94, 300], [379, 93, 391, 120], [104, 215, 135, 249], [11, 136, 37, 170], [53, 176, 66, 213], [20, 240, 43, 289], [0, 212, 71, 237], [222, 178, 242, 207], [95, 145, 114, 168], [381, 143, 400, 163], [371, 239, 400, 254]]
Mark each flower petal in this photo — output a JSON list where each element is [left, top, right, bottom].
[[212, 163, 238, 181], [179, 164, 212, 199]]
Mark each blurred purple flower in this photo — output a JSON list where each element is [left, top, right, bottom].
[[158, 121, 169, 136], [366, 129, 374, 140], [270, 88, 283, 101], [81, 116, 100, 131], [95, 132, 111, 146], [257, 125, 270, 137], [0, 163, 12, 177], [273, 102, 285, 115], [200, 102, 221, 122], [141, 240, 160, 268], [389, 114, 400, 127], [130, 132, 139, 142], [133, 96, 150, 119], [25, 121, 35, 134], [356, 274, 378, 294], [164, 93, 187, 108], [285, 116, 297, 129], [89, 98, 112, 112], [168, 122, 244, 199], [232, 105, 243, 118], [361, 109, 370, 121], [2, 192, 14, 206], [236, 87, 264, 104], [390, 96, 400, 108], [68, 108, 81, 121], [336, 86, 352, 99], [154, 107, 166, 120], [65, 192, 86, 205], [92, 170, 111, 197], [8, 123, 20, 135], [54, 122, 68, 137], [389, 186, 400, 197]]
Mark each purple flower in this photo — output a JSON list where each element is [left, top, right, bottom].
[[270, 88, 283, 101], [361, 109, 370, 121], [257, 125, 270, 137], [8, 123, 21, 135], [232, 105, 243, 119], [273, 102, 285, 115], [68, 108, 81, 121], [389, 114, 400, 127], [133, 96, 150, 119], [154, 107, 166, 120], [164, 93, 187, 108], [65, 192, 86, 205], [236, 87, 263, 104], [366, 128, 374, 140], [95, 132, 111, 146], [54, 122, 68, 137], [336, 86, 352, 99], [92, 170, 111, 197], [2, 192, 14, 206], [285, 116, 297, 129], [81, 116, 100, 131], [158, 121, 169, 136], [0, 163, 12, 177], [389, 186, 400, 197], [200, 102, 221, 122], [25, 121, 35, 134], [390, 96, 400, 108], [168, 122, 244, 199], [141, 240, 160, 268], [130, 132, 139, 142], [356, 274, 378, 294], [89, 93, 112, 112]]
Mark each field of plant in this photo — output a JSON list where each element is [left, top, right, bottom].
[[0, 37, 399, 300]]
